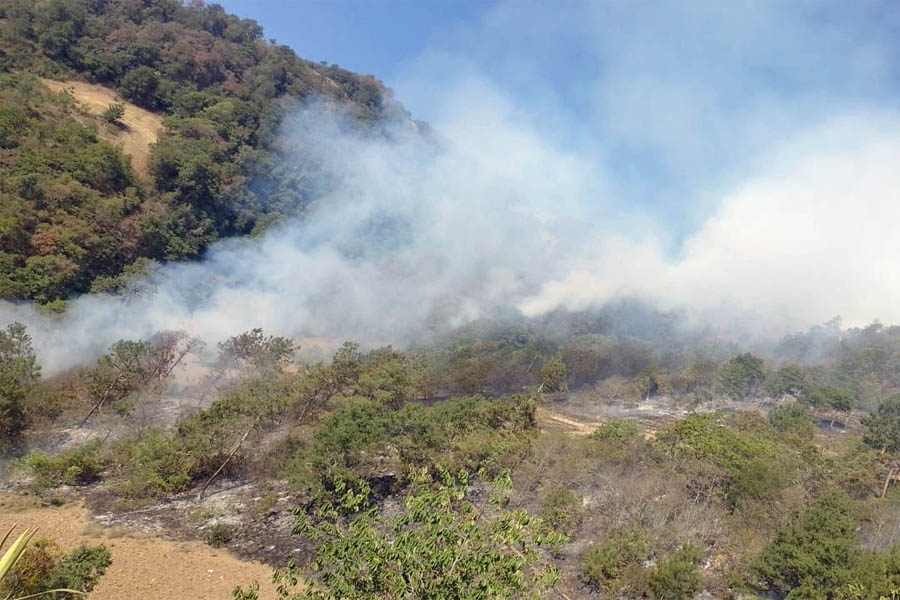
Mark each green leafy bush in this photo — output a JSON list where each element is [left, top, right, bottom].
[[0, 322, 39, 444], [25, 440, 105, 491], [541, 355, 568, 393], [769, 402, 815, 439], [752, 492, 859, 598], [101, 102, 125, 124], [590, 419, 641, 443], [244, 468, 563, 600], [863, 395, 900, 453], [645, 544, 704, 600], [1, 539, 110, 600], [719, 353, 765, 399], [658, 413, 790, 509], [283, 395, 536, 509]]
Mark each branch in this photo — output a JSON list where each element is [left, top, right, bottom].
[[882, 466, 896, 499], [82, 374, 123, 425], [197, 415, 260, 500]]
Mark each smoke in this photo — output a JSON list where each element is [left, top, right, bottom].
[[519, 115, 900, 332], [4, 1, 900, 373]]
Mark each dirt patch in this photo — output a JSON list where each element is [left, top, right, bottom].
[[85, 478, 308, 566], [0, 494, 281, 600], [536, 405, 604, 436], [41, 79, 163, 177]]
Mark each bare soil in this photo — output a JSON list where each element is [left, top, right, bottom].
[[41, 79, 163, 177], [0, 494, 282, 600]]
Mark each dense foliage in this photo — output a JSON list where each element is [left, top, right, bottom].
[[0, 0, 410, 303], [5, 314, 900, 598], [237, 470, 563, 600]]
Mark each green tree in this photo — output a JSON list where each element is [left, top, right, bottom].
[[718, 353, 765, 400], [769, 402, 815, 439], [0, 322, 39, 443], [541, 355, 567, 393], [119, 66, 160, 108], [767, 365, 808, 399], [863, 395, 900, 453], [216, 328, 295, 374], [236, 469, 562, 600]]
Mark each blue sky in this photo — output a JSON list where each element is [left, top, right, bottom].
[[217, 0, 900, 237], [216, 0, 487, 81]]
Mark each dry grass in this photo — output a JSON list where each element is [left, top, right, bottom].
[[536, 405, 604, 436], [40, 79, 163, 178], [0, 494, 280, 600]]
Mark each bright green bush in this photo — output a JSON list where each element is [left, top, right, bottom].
[[25, 440, 105, 491], [719, 353, 765, 399], [863, 395, 900, 453], [246, 469, 563, 600], [658, 413, 790, 509], [752, 492, 859, 598]]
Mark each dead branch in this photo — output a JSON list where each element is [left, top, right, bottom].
[[198, 415, 261, 501]]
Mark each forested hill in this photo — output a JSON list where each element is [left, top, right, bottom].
[[0, 0, 413, 305]]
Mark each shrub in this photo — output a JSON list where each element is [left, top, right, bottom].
[[752, 492, 859, 598], [769, 402, 815, 439], [112, 429, 194, 498], [541, 355, 567, 393], [658, 413, 790, 509], [101, 102, 125, 124], [1, 538, 110, 599], [262, 469, 563, 600], [540, 487, 583, 536], [283, 395, 536, 509], [581, 529, 652, 591], [645, 544, 704, 600], [718, 353, 765, 399], [45, 545, 112, 594], [590, 419, 641, 443], [25, 440, 105, 491], [863, 395, 900, 453], [206, 523, 233, 548], [0, 322, 39, 444]]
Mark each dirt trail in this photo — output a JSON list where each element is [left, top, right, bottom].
[[41, 79, 163, 177], [0, 496, 280, 600], [536, 405, 604, 436]]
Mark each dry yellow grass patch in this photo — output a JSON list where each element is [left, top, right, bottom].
[[0, 495, 280, 600], [41, 78, 163, 178], [536, 405, 604, 436]]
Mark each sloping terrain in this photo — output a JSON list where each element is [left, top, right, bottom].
[[41, 78, 162, 177], [0, 495, 280, 600]]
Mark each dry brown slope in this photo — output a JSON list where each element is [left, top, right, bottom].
[[0, 496, 280, 600], [40, 79, 163, 178]]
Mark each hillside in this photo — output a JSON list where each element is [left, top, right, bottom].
[[0, 0, 412, 304], [3, 315, 900, 599], [40, 78, 163, 176]]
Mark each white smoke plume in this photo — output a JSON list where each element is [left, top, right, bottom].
[[4, 1, 900, 372]]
